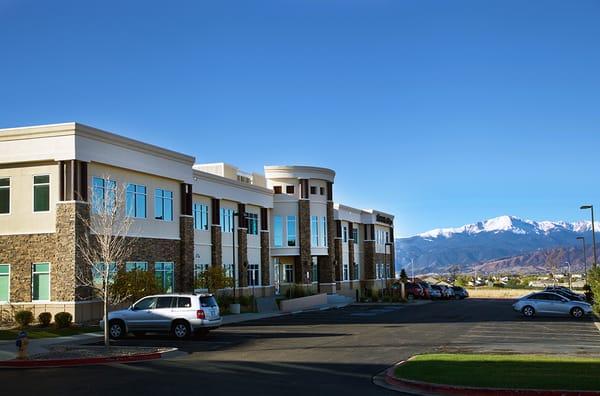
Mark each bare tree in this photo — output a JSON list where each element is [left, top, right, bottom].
[[76, 175, 138, 347]]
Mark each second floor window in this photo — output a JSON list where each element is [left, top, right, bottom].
[[273, 216, 283, 247], [220, 208, 234, 233], [33, 175, 50, 212], [92, 177, 116, 214], [0, 178, 9, 214], [287, 216, 296, 246], [321, 216, 327, 247], [126, 184, 147, 218], [193, 203, 209, 230], [311, 216, 319, 247], [154, 189, 173, 221], [246, 212, 259, 235], [343, 226, 348, 243]]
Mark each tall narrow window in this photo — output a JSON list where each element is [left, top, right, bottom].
[[321, 217, 327, 247], [311, 216, 319, 247], [343, 263, 349, 281], [343, 226, 348, 243], [33, 175, 50, 212], [155, 262, 174, 293], [92, 177, 116, 214], [126, 184, 147, 218], [154, 189, 173, 221], [193, 203, 209, 230], [194, 262, 209, 281], [284, 264, 294, 283], [223, 263, 234, 281], [32, 263, 50, 301], [353, 262, 359, 280], [0, 264, 9, 302], [287, 216, 296, 246], [311, 256, 318, 283], [246, 213, 259, 235], [0, 178, 9, 214], [352, 228, 358, 243], [286, 185, 295, 194], [273, 216, 283, 247], [247, 264, 260, 286], [220, 208, 234, 233]]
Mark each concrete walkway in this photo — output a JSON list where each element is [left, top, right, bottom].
[[0, 332, 102, 360]]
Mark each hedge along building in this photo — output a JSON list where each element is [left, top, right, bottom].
[[0, 122, 395, 321]]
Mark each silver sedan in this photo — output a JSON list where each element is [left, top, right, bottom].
[[513, 291, 593, 319]]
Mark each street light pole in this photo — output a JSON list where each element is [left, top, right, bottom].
[[232, 212, 238, 303], [577, 236, 587, 277], [581, 205, 597, 268], [565, 261, 571, 289]]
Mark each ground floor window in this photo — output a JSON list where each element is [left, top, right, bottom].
[[92, 262, 117, 287], [248, 264, 260, 286], [0, 264, 9, 302], [32, 262, 50, 301], [311, 258, 318, 283], [194, 263, 209, 281], [343, 263, 349, 281], [284, 264, 294, 283], [126, 262, 148, 272], [353, 263, 359, 281], [155, 262, 174, 293], [224, 263, 234, 281], [375, 263, 384, 279]]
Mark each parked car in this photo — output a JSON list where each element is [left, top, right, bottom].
[[441, 285, 455, 299], [418, 282, 433, 299], [451, 286, 469, 299], [429, 285, 443, 299], [100, 293, 222, 339], [406, 282, 424, 299], [513, 291, 592, 319], [544, 286, 586, 301]]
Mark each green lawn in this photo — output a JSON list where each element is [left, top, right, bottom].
[[0, 325, 100, 340], [395, 354, 600, 391]]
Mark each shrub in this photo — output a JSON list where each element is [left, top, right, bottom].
[[54, 312, 73, 328], [195, 266, 234, 293], [110, 269, 163, 304], [14, 310, 34, 328], [38, 312, 52, 327], [587, 267, 600, 314]]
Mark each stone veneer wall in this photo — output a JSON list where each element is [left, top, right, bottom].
[[237, 228, 248, 287], [210, 225, 222, 267], [178, 215, 194, 292], [260, 231, 270, 286], [297, 199, 311, 284], [348, 239, 355, 280]]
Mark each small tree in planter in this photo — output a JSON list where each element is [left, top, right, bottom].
[[195, 265, 234, 293]]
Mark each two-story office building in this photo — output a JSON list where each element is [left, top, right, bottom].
[[0, 123, 395, 321]]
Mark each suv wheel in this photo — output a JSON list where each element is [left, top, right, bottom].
[[571, 307, 584, 319], [522, 305, 535, 318], [109, 320, 126, 339], [172, 320, 191, 339]]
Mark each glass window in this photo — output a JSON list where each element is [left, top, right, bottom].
[[248, 264, 260, 286], [134, 297, 157, 310], [194, 262, 209, 281], [311, 216, 319, 247], [352, 228, 358, 243], [223, 263, 234, 281], [286, 185, 295, 194], [156, 296, 174, 309], [0, 178, 9, 214], [321, 217, 327, 247], [220, 208, 234, 233], [284, 264, 294, 283], [154, 189, 173, 221], [320, 187, 324, 195], [125, 262, 148, 272], [310, 186, 317, 195], [155, 262, 174, 293], [126, 184, 147, 218], [177, 297, 192, 308], [343, 263, 349, 281], [343, 226, 348, 243], [274, 216, 283, 247], [32, 263, 50, 301], [287, 216, 296, 246], [193, 203, 209, 230], [273, 186, 282, 194], [311, 257, 318, 283], [33, 175, 50, 212], [353, 262, 359, 280], [246, 213, 259, 235], [92, 262, 117, 286], [200, 296, 218, 307], [0, 264, 9, 302], [92, 177, 116, 214]]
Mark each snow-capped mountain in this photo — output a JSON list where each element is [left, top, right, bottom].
[[396, 215, 596, 274]]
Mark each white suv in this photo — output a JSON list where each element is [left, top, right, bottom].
[[101, 293, 222, 339]]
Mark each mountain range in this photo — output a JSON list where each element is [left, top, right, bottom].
[[395, 215, 596, 275]]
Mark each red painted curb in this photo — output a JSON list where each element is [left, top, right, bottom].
[[0, 352, 162, 369], [385, 362, 600, 396]]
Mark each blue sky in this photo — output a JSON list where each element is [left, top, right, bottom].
[[1, 0, 599, 237]]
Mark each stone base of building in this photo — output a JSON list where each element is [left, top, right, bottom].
[[318, 282, 337, 294], [214, 286, 275, 298], [0, 300, 105, 324], [360, 278, 396, 292]]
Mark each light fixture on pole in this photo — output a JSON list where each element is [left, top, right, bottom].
[[576, 236, 587, 276], [580, 205, 597, 268]]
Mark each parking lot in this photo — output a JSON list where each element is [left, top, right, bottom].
[[1, 299, 599, 395]]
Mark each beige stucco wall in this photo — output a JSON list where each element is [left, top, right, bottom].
[[0, 162, 59, 235], [88, 162, 181, 240]]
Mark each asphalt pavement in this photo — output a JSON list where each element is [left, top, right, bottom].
[[1, 299, 599, 396]]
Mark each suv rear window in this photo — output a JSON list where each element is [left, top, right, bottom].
[[200, 296, 217, 307], [177, 297, 192, 308]]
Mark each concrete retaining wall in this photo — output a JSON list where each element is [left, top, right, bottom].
[[280, 293, 328, 312]]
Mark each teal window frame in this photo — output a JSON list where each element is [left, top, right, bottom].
[[32, 262, 50, 301], [33, 175, 50, 213], [193, 203, 209, 230], [155, 262, 174, 293], [0, 264, 9, 302]]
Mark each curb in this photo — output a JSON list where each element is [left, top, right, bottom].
[[0, 348, 177, 369], [383, 359, 600, 396]]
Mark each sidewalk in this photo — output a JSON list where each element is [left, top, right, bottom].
[[0, 332, 102, 360]]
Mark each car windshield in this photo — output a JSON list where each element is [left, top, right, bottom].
[[200, 296, 218, 307]]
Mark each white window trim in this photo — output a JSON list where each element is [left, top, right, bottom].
[[32, 174, 51, 214], [32, 262, 51, 302], [0, 263, 10, 303], [0, 176, 11, 216]]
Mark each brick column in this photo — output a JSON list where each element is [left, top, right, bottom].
[[178, 215, 194, 292], [210, 198, 222, 267], [238, 228, 248, 287], [317, 190, 336, 293], [297, 198, 311, 284], [260, 207, 270, 286], [348, 239, 355, 281], [363, 240, 376, 281]]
